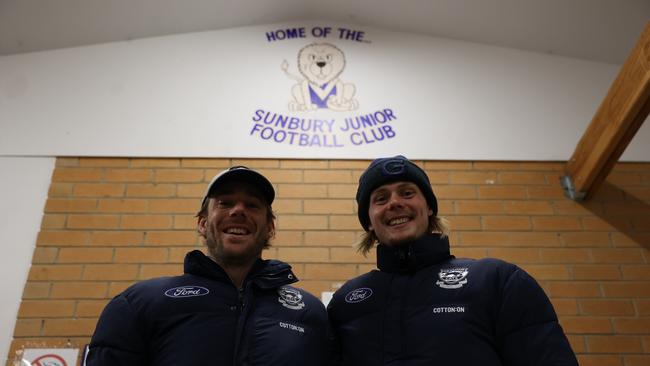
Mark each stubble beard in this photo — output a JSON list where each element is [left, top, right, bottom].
[[205, 228, 267, 267]]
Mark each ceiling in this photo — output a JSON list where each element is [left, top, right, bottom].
[[0, 0, 648, 64]]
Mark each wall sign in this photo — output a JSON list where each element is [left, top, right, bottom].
[[18, 348, 79, 366], [249, 25, 400, 149], [1, 21, 641, 160]]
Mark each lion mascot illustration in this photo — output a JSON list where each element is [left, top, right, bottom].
[[282, 43, 358, 111]]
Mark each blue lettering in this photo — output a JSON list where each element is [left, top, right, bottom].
[[312, 27, 332, 38], [373, 111, 386, 123], [340, 118, 350, 132], [287, 131, 299, 145], [339, 110, 396, 131], [260, 127, 274, 140], [286, 28, 298, 38], [250, 124, 263, 135], [300, 119, 312, 131], [252, 109, 264, 122], [299, 134, 310, 146], [285, 28, 306, 39], [360, 114, 375, 128], [312, 27, 324, 37], [276, 114, 289, 128], [310, 134, 321, 147], [371, 127, 385, 141], [313, 119, 324, 132], [324, 119, 335, 133], [362, 131, 374, 144], [384, 108, 396, 121], [251, 109, 395, 147], [263, 111, 276, 125], [288, 118, 300, 130], [350, 132, 362, 145], [332, 134, 344, 147], [267, 28, 306, 42], [383, 125, 396, 138], [274, 130, 287, 143], [338, 28, 365, 42]]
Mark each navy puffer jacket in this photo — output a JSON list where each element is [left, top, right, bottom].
[[88, 250, 328, 366], [328, 234, 577, 366]]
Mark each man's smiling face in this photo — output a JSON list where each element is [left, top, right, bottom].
[[198, 181, 274, 266], [368, 181, 433, 246]]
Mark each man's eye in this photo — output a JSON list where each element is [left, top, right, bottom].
[[217, 200, 232, 208], [372, 195, 387, 204], [402, 190, 415, 197], [246, 202, 261, 209]]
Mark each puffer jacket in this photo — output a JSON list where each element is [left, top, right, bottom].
[[87, 250, 328, 365], [327, 234, 578, 366]]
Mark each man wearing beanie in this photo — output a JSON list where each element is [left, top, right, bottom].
[[327, 156, 578, 365], [87, 166, 328, 366]]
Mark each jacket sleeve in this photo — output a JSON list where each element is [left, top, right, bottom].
[[496, 266, 578, 366], [86, 294, 148, 366]]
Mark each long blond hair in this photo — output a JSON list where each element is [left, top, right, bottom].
[[353, 216, 450, 256]]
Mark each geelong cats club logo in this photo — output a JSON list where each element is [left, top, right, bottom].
[[436, 268, 469, 289], [278, 287, 306, 310]]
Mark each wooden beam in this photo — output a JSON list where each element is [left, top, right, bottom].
[[562, 21, 650, 201]]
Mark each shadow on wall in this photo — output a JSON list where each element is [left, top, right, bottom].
[[582, 181, 650, 250]]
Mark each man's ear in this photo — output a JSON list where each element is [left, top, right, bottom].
[[428, 208, 433, 216], [197, 216, 207, 237], [267, 219, 276, 240]]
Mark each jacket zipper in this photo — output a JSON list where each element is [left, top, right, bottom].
[[232, 284, 250, 366], [238, 286, 245, 310], [230, 267, 294, 365]]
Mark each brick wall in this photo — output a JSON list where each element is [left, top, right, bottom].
[[7, 157, 650, 366]]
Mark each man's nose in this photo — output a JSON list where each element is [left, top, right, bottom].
[[229, 202, 247, 215], [386, 193, 403, 208]]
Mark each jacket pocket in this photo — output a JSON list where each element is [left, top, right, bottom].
[[249, 317, 325, 366]]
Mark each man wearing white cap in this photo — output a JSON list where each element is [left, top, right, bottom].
[[87, 166, 328, 365]]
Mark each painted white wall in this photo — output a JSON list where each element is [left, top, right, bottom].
[[1, 21, 647, 160], [0, 157, 55, 363]]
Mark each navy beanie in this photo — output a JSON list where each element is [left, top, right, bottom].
[[356, 156, 437, 231]]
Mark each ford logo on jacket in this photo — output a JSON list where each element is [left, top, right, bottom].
[[164, 286, 210, 298], [344, 288, 373, 303]]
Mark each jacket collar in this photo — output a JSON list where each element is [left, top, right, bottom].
[[376, 233, 453, 273], [183, 250, 298, 289]]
